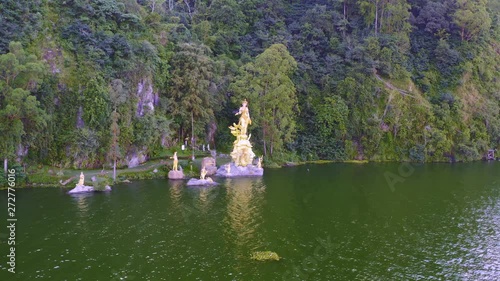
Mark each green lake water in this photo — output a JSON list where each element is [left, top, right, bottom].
[[1, 162, 500, 280]]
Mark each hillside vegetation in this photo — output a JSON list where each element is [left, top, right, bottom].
[[0, 0, 499, 169]]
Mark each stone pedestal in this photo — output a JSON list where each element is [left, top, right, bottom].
[[215, 162, 264, 178], [230, 137, 255, 167], [201, 157, 217, 176], [68, 184, 112, 194], [186, 177, 218, 186], [168, 170, 184, 180]]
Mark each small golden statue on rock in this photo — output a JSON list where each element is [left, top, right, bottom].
[[168, 151, 184, 179], [78, 172, 85, 186], [200, 167, 207, 180], [170, 151, 178, 171], [186, 165, 217, 186]]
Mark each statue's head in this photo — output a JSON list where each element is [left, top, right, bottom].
[[242, 99, 248, 106]]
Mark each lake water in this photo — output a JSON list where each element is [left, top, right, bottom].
[[1, 162, 499, 280]]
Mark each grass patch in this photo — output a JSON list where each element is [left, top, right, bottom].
[[343, 160, 369, 164], [118, 168, 167, 180]]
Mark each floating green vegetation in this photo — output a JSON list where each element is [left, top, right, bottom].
[[251, 251, 280, 261]]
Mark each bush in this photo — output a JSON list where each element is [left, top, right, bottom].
[[409, 144, 426, 162], [94, 174, 112, 191], [1, 163, 28, 187]]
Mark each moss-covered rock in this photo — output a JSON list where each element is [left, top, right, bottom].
[[251, 251, 280, 261]]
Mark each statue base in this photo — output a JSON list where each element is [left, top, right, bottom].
[[186, 177, 218, 186], [215, 162, 263, 178], [168, 170, 184, 179], [230, 138, 256, 167], [68, 184, 111, 194]]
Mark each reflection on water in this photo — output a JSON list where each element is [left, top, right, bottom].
[[69, 193, 93, 237], [69, 193, 92, 215], [168, 179, 183, 212], [223, 177, 266, 254]]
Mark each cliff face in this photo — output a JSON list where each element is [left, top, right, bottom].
[[127, 78, 159, 168], [136, 78, 158, 117]]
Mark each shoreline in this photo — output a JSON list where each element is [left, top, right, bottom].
[[1, 157, 495, 189]]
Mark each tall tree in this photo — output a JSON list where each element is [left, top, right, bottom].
[[108, 110, 120, 182], [0, 1, 42, 54], [359, 0, 381, 35], [381, 0, 412, 35], [108, 80, 127, 182], [415, 0, 453, 35], [0, 42, 47, 173], [454, 0, 492, 41], [82, 76, 111, 130], [167, 43, 215, 142], [231, 44, 298, 156]]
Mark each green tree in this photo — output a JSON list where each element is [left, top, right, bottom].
[[108, 110, 120, 182], [381, 0, 412, 35], [206, 0, 248, 56], [133, 113, 173, 155], [337, 75, 381, 159], [167, 43, 215, 142], [0, 1, 42, 54], [82, 76, 111, 130], [231, 44, 298, 156], [0, 42, 47, 173], [454, 0, 492, 41], [316, 96, 349, 140]]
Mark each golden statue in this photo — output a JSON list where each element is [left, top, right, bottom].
[[257, 156, 263, 168], [170, 152, 178, 171], [236, 99, 252, 136], [78, 172, 85, 186], [200, 166, 207, 180], [230, 99, 256, 166]]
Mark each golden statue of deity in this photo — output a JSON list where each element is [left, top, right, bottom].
[[230, 99, 256, 166], [236, 99, 252, 136]]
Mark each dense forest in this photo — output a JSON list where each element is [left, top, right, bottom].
[[0, 0, 499, 170]]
